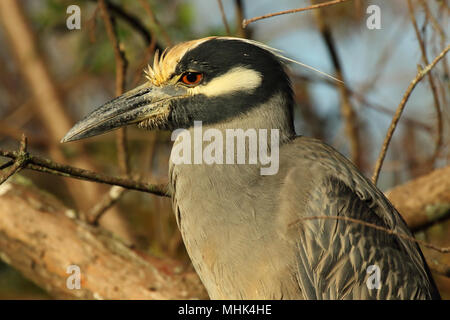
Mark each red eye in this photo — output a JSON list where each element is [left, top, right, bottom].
[[180, 72, 203, 86]]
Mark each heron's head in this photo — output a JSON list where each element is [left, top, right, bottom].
[[61, 37, 294, 143]]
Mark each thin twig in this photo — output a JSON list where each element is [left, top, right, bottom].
[[0, 160, 14, 171], [86, 4, 99, 43], [292, 74, 433, 132], [138, 0, 173, 47], [419, 0, 447, 41], [217, 0, 231, 35], [290, 215, 450, 254], [313, 5, 362, 169], [91, 0, 131, 223], [420, 0, 449, 93], [0, 135, 28, 185], [0, 146, 169, 197], [89, 186, 128, 225], [0, 121, 48, 148], [350, 89, 432, 132], [420, 0, 450, 112], [87, 0, 162, 51], [95, 0, 133, 225], [372, 44, 450, 185], [242, 0, 351, 28], [102, 0, 162, 223], [357, 17, 410, 96], [99, 0, 129, 176], [407, 0, 443, 164], [97, 0, 134, 222], [235, 0, 248, 38]]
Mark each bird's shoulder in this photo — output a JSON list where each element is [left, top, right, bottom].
[[280, 136, 397, 225], [276, 136, 438, 299]]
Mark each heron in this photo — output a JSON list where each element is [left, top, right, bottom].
[[62, 37, 440, 299]]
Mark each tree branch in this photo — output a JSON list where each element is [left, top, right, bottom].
[[87, 0, 163, 51], [217, 0, 231, 35], [137, 0, 172, 47], [372, 44, 450, 185], [93, 0, 131, 223], [0, 135, 28, 185], [0, 160, 448, 299], [313, 4, 363, 169], [386, 165, 450, 233], [407, 0, 443, 165], [0, 144, 169, 197], [0, 179, 206, 299], [98, 0, 130, 177], [242, 0, 351, 28]]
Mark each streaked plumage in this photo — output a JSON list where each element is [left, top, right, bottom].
[[62, 37, 440, 300]]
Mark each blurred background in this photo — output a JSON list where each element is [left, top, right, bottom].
[[0, 0, 448, 299]]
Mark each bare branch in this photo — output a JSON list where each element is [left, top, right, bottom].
[[242, 0, 351, 28], [89, 186, 128, 225], [235, 0, 248, 38], [0, 135, 28, 185], [96, 0, 131, 224], [217, 0, 231, 35], [138, 0, 173, 47], [0, 180, 206, 299], [0, 160, 14, 171], [313, 6, 363, 169], [372, 44, 450, 185], [0, 144, 169, 197], [292, 73, 433, 132], [386, 165, 450, 233], [87, 0, 163, 51], [99, 0, 129, 176], [407, 0, 443, 164]]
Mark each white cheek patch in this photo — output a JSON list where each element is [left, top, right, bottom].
[[189, 67, 262, 97]]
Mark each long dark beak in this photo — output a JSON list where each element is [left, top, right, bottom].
[[61, 83, 183, 143]]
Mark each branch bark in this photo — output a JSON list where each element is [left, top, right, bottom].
[[0, 178, 207, 299], [386, 165, 450, 233], [0, 146, 169, 197]]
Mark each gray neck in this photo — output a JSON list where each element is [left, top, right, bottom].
[[167, 93, 295, 299], [198, 93, 295, 143], [168, 93, 294, 174]]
